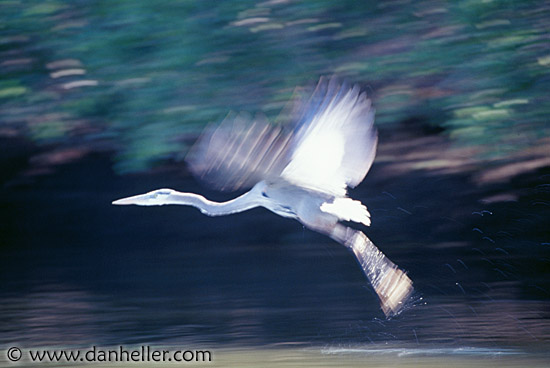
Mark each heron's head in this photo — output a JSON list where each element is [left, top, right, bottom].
[[112, 188, 175, 206]]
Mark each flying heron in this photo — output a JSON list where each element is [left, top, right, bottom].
[[113, 76, 413, 317]]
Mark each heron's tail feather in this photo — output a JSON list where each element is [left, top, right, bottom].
[[330, 225, 413, 317], [320, 198, 371, 226]]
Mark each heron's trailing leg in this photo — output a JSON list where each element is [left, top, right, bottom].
[[330, 224, 413, 317]]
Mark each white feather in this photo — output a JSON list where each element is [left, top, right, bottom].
[[320, 198, 371, 226]]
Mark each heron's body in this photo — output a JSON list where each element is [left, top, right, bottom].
[[260, 180, 335, 222], [113, 76, 413, 316], [260, 179, 372, 230]]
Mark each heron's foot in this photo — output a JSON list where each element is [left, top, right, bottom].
[[348, 231, 413, 317], [329, 225, 414, 317], [374, 266, 413, 317]]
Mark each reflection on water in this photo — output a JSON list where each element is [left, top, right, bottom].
[[1, 262, 549, 348], [1, 248, 548, 348]]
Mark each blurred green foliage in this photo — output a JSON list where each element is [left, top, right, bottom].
[[1, 0, 549, 172]]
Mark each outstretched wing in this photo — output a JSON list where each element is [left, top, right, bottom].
[[186, 111, 292, 191], [281, 76, 377, 196], [187, 76, 377, 195]]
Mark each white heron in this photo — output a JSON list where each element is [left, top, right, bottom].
[[113, 76, 413, 317]]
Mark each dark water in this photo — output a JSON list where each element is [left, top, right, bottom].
[[1, 130, 549, 366]]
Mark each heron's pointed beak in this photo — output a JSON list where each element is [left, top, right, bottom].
[[112, 194, 145, 205]]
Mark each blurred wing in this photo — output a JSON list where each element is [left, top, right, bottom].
[[186, 111, 292, 191], [281, 76, 377, 196]]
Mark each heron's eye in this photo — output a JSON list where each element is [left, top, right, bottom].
[[261, 191, 269, 198]]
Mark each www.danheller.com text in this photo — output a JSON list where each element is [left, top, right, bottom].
[[5, 346, 212, 363]]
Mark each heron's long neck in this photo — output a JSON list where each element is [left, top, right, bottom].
[[168, 190, 259, 216]]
